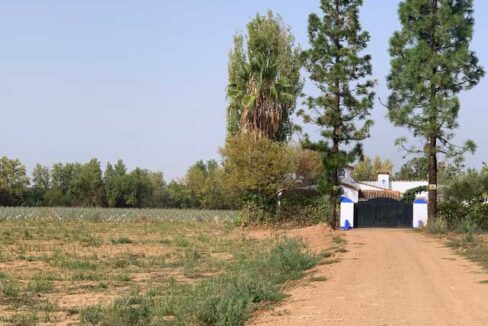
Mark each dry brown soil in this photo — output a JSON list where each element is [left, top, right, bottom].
[[250, 229, 488, 326]]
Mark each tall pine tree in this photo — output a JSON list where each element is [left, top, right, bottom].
[[387, 0, 484, 220], [300, 0, 374, 228]]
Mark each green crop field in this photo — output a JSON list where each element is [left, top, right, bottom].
[[0, 207, 238, 222]]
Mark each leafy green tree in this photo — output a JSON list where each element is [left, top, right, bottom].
[[387, 0, 484, 219], [27, 164, 51, 206], [125, 168, 153, 208], [167, 180, 190, 208], [352, 156, 394, 181], [147, 171, 170, 207], [299, 0, 375, 228], [104, 160, 130, 207], [0, 156, 29, 206], [45, 162, 80, 206], [396, 156, 429, 180], [184, 160, 207, 208], [227, 11, 302, 141], [72, 159, 105, 206]]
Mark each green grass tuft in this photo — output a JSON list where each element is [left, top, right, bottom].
[[310, 275, 328, 282], [111, 237, 134, 244]]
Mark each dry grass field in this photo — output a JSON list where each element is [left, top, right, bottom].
[[0, 208, 326, 325]]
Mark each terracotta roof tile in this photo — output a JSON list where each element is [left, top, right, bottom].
[[359, 190, 401, 201]]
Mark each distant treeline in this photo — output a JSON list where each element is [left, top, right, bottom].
[[0, 156, 235, 209]]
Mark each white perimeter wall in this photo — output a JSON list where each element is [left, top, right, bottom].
[[391, 181, 428, 194]]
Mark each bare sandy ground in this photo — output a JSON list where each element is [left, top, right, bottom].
[[250, 229, 488, 326]]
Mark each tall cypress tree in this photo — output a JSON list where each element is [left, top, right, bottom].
[[387, 0, 484, 220], [300, 0, 374, 228]]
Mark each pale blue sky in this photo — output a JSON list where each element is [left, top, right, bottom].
[[1, 1, 487, 180]]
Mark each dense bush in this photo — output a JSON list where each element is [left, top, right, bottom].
[[436, 200, 488, 233], [442, 168, 488, 202], [221, 133, 325, 224], [276, 192, 328, 226]]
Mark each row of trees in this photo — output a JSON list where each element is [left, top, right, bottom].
[[0, 156, 235, 209], [0, 151, 323, 210], [223, 0, 484, 226]]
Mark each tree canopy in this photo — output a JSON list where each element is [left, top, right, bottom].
[[352, 156, 394, 181], [387, 0, 484, 219]]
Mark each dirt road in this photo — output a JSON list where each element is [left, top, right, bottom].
[[251, 229, 488, 326]]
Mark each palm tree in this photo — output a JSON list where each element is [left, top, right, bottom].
[[226, 11, 302, 142]]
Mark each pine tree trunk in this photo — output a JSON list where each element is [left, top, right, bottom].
[[329, 130, 339, 229], [327, 0, 341, 230], [428, 136, 437, 220], [428, 0, 438, 221], [329, 181, 338, 229]]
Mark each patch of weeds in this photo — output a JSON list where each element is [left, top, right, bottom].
[[53, 254, 97, 270], [111, 236, 134, 244], [318, 250, 332, 259], [81, 238, 318, 326], [17, 255, 41, 262], [319, 258, 341, 265], [447, 234, 488, 271], [27, 273, 55, 293], [174, 236, 191, 248], [480, 280, 488, 284], [67, 307, 80, 316], [310, 276, 328, 282], [38, 300, 56, 323], [196, 234, 211, 243], [113, 253, 143, 269], [23, 229, 33, 239], [1, 277, 21, 297], [65, 227, 102, 247], [332, 235, 346, 245], [97, 282, 109, 289], [7, 311, 38, 326], [426, 218, 448, 235], [71, 271, 103, 281], [80, 304, 104, 326], [159, 239, 172, 245], [114, 273, 131, 282]]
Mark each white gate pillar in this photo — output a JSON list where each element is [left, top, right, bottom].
[[413, 198, 428, 228], [340, 196, 354, 228]]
